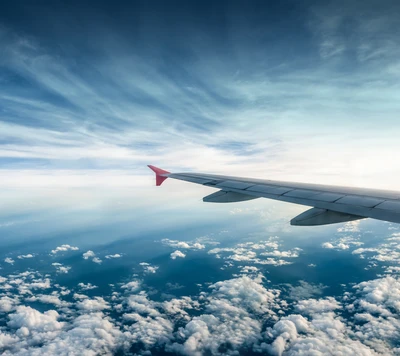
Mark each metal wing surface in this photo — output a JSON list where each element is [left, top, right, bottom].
[[148, 165, 400, 226]]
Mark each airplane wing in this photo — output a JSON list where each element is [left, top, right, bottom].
[[148, 165, 400, 226]]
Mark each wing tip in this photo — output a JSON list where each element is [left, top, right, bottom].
[[147, 165, 170, 186]]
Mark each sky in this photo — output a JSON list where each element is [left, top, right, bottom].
[[1, 0, 400, 194], [1, 2, 400, 355]]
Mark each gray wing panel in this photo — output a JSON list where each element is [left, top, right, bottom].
[[167, 172, 400, 224]]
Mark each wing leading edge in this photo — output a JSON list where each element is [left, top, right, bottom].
[[147, 165, 400, 226]]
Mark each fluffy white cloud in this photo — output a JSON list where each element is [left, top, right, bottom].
[[295, 297, 341, 314], [77, 282, 98, 291], [262, 275, 400, 356], [82, 250, 102, 264], [350, 232, 400, 273], [260, 248, 301, 258], [105, 254, 121, 259], [168, 275, 281, 355], [121, 280, 141, 293], [0, 296, 19, 312], [51, 245, 79, 254], [163, 297, 200, 320], [139, 262, 158, 274], [261, 312, 375, 356], [162, 239, 205, 250], [347, 276, 400, 353], [4, 258, 14, 265], [208, 237, 300, 267], [2, 308, 124, 355], [17, 254, 34, 259], [25, 294, 70, 307], [82, 250, 95, 259], [3, 272, 52, 296], [321, 242, 334, 249], [1, 253, 400, 355], [8, 305, 63, 333], [322, 230, 363, 251], [76, 297, 110, 311], [52, 263, 71, 274], [240, 266, 259, 274], [125, 313, 174, 348], [170, 250, 186, 260]]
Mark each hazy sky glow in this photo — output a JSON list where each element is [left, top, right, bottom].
[[1, 0, 400, 193]]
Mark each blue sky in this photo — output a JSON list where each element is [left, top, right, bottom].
[[1, 0, 400, 193]]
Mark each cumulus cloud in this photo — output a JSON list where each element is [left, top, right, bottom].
[[51, 244, 79, 254], [1, 263, 400, 356], [0, 296, 19, 312], [170, 250, 186, 260], [121, 280, 141, 293], [76, 297, 110, 311], [4, 258, 14, 265], [8, 305, 64, 332], [105, 254, 122, 259], [321, 223, 364, 252], [162, 239, 205, 250], [350, 232, 400, 273], [262, 312, 375, 356], [295, 297, 341, 314], [17, 254, 34, 259], [52, 263, 71, 274], [208, 237, 300, 267], [322, 241, 350, 250], [240, 266, 259, 274], [139, 262, 158, 274], [77, 282, 98, 291], [168, 275, 281, 355], [82, 250, 102, 264], [82, 250, 95, 259], [25, 294, 70, 307], [260, 249, 301, 258], [322, 242, 335, 249], [2, 308, 123, 355]]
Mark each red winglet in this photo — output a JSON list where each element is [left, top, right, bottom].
[[147, 165, 170, 186]]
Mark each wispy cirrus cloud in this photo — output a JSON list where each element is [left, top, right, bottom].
[[0, 0, 400, 193]]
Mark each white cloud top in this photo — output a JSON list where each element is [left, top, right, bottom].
[[170, 250, 186, 259], [51, 245, 79, 255]]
